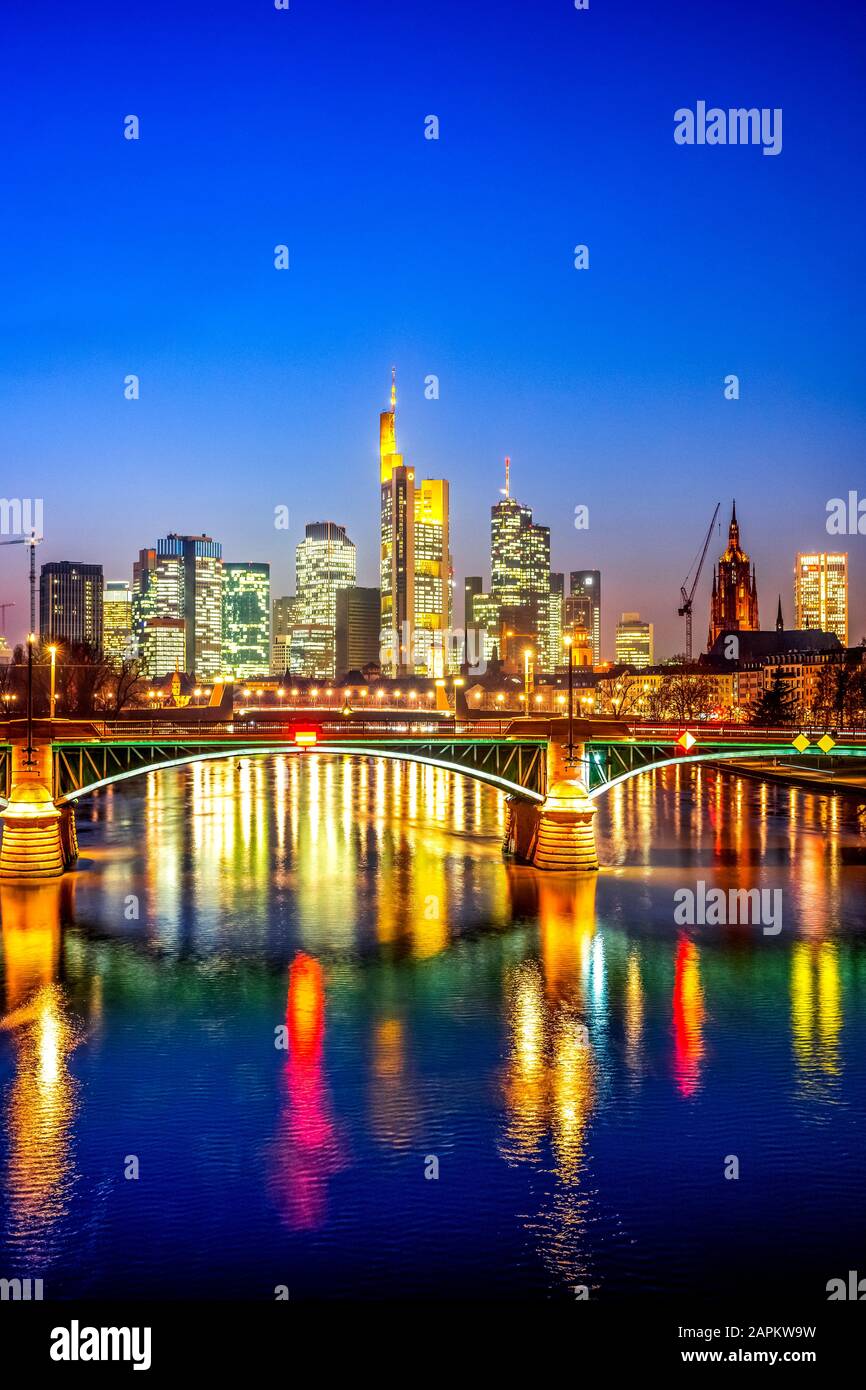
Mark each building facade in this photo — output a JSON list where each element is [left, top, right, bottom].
[[708, 502, 759, 648], [103, 580, 134, 663], [39, 562, 104, 648], [568, 571, 601, 664], [152, 534, 223, 679], [615, 612, 654, 668], [335, 586, 381, 676], [141, 616, 186, 678], [490, 471, 551, 670], [294, 522, 356, 678], [222, 562, 271, 678], [795, 552, 848, 646]]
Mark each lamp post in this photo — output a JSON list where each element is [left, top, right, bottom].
[[48, 645, 57, 721], [564, 634, 574, 762], [25, 632, 35, 767], [523, 647, 533, 719]]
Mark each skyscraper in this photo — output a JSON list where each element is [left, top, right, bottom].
[[378, 370, 452, 675], [39, 562, 103, 648], [153, 534, 223, 679], [335, 586, 381, 675], [490, 463, 551, 668], [295, 522, 356, 678], [414, 478, 453, 676], [141, 616, 186, 678], [568, 571, 601, 664], [222, 563, 271, 678], [132, 548, 157, 658], [548, 572, 564, 671], [795, 552, 848, 645], [379, 369, 415, 675], [615, 612, 654, 668], [708, 502, 759, 649], [103, 580, 134, 663]]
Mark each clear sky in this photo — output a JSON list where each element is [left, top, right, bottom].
[[1, 0, 864, 657]]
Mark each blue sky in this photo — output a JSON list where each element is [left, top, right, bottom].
[[1, 0, 864, 655]]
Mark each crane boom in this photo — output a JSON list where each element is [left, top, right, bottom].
[[677, 503, 721, 661]]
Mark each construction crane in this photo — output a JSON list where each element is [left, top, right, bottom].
[[0, 531, 43, 636], [0, 601, 15, 632], [678, 503, 720, 661]]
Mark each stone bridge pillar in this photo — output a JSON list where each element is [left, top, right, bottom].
[[504, 736, 599, 872], [0, 739, 75, 879]]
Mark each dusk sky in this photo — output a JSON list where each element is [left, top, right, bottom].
[[1, 0, 864, 656]]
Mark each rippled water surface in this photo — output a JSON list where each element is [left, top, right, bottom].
[[1, 756, 865, 1299]]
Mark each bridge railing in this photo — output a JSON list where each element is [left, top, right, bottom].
[[71, 719, 528, 742], [624, 723, 866, 743]]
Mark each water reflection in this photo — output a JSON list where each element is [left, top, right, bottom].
[[0, 756, 865, 1296], [0, 882, 80, 1264]]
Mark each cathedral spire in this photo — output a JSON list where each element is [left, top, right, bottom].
[[776, 595, 784, 631]]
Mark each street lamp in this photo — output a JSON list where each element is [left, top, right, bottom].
[[564, 634, 574, 761], [25, 632, 35, 766], [48, 644, 57, 721]]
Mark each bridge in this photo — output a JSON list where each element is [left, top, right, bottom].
[[1, 716, 864, 879]]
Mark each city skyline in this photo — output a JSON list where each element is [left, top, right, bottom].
[[2, 0, 863, 657]]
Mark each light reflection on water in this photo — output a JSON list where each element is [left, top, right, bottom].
[[0, 755, 865, 1299]]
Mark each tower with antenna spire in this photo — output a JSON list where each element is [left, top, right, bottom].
[[378, 368, 453, 677], [707, 500, 760, 648]]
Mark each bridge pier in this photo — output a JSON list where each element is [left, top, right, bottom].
[[504, 739, 599, 872], [0, 740, 68, 880]]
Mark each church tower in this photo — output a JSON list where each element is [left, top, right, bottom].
[[707, 501, 760, 648]]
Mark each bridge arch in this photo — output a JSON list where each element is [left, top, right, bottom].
[[587, 745, 863, 799], [49, 743, 546, 807]]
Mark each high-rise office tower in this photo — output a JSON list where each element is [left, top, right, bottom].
[[378, 371, 452, 675], [103, 580, 134, 663], [39, 562, 104, 648], [414, 478, 453, 675], [271, 595, 299, 675], [615, 612, 654, 668], [379, 369, 415, 675], [154, 534, 223, 679], [795, 552, 848, 645], [132, 548, 157, 658], [708, 502, 759, 649], [222, 563, 271, 678], [470, 591, 502, 666], [141, 616, 186, 678], [490, 461, 551, 668], [568, 570, 601, 664], [335, 586, 381, 675], [548, 572, 564, 671], [294, 522, 356, 678]]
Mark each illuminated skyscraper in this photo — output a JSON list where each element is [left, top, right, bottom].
[[795, 552, 848, 645], [414, 478, 453, 676], [103, 580, 134, 663], [615, 612, 654, 668], [335, 586, 381, 676], [222, 563, 271, 678], [568, 570, 601, 664], [378, 370, 452, 675], [548, 572, 564, 671], [708, 502, 759, 649], [153, 534, 223, 679], [132, 548, 157, 658], [295, 522, 356, 678], [141, 616, 186, 678], [39, 562, 103, 648], [490, 461, 551, 667]]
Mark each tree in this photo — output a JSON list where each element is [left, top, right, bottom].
[[750, 670, 797, 726]]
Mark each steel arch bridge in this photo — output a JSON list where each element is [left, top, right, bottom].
[[0, 726, 863, 810], [43, 736, 549, 805]]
